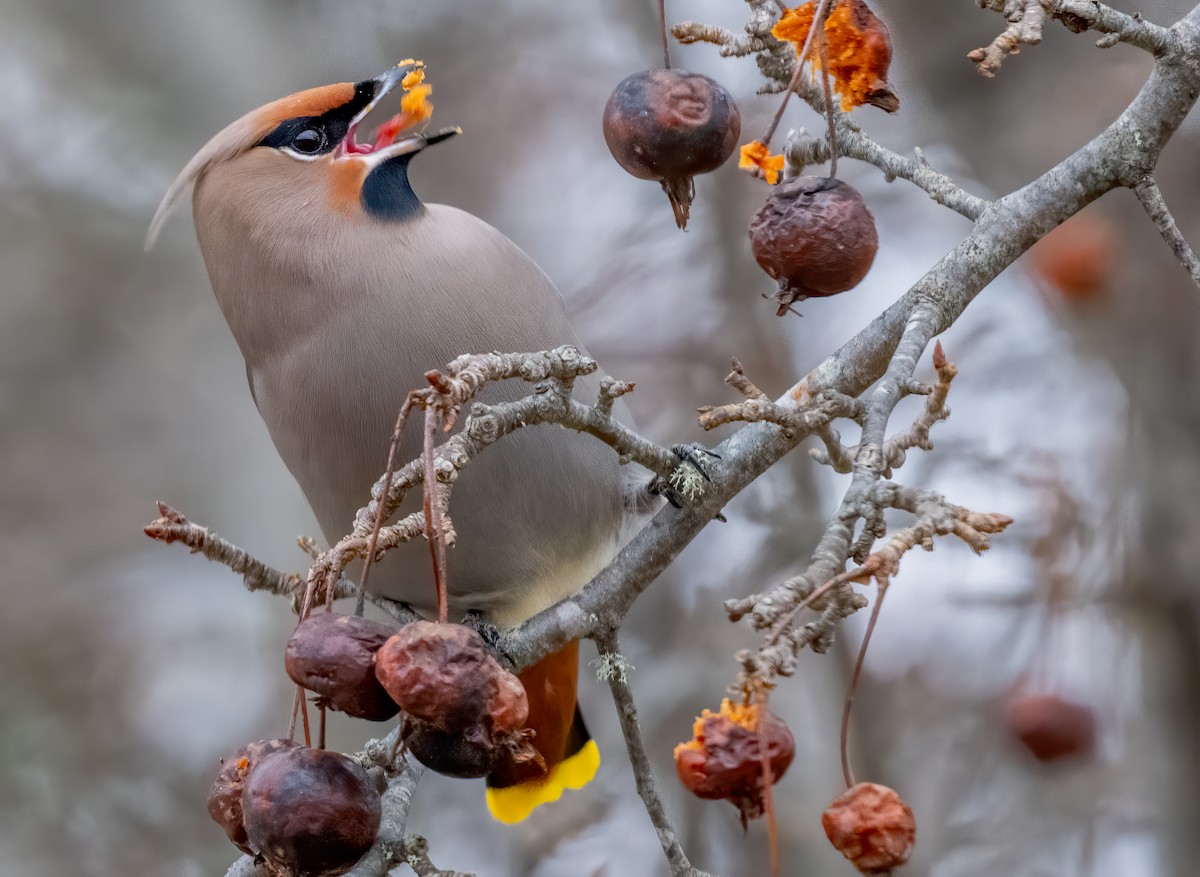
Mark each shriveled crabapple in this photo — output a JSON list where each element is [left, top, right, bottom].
[[284, 612, 399, 721], [208, 738, 300, 855], [603, 69, 741, 229], [674, 698, 794, 826], [375, 621, 539, 778], [241, 746, 381, 877], [822, 782, 916, 874], [749, 174, 878, 315]]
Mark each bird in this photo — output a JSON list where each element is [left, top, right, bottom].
[[148, 64, 642, 823]]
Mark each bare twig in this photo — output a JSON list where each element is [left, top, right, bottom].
[[145, 503, 309, 603], [659, 0, 671, 69], [812, 340, 957, 476], [390, 836, 476, 877], [731, 477, 1013, 680], [972, 0, 1172, 75], [672, 21, 769, 57], [593, 628, 715, 877], [783, 127, 989, 221], [1133, 176, 1200, 290], [968, 0, 1046, 76], [357, 398, 416, 616], [1044, 0, 1173, 56], [355, 347, 677, 539]]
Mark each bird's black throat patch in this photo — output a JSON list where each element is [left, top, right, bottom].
[[362, 155, 423, 221]]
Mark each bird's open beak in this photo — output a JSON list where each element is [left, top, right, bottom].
[[336, 65, 459, 163]]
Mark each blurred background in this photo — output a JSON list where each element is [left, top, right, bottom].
[[3, 0, 1200, 874]]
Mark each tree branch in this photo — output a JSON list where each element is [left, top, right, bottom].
[[783, 127, 989, 221], [1044, 0, 1174, 56], [1133, 175, 1200, 290], [593, 629, 714, 877]]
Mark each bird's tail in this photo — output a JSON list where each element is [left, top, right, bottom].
[[485, 640, 600, 823]]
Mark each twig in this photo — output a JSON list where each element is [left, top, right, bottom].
[[357, 398, 416, 616], [968, 0, 1046, 76], [672, 22, 769, 57], [1044, 0, 1173, 56], [659, 0, 671, 69], [812, 340, 957, 475], [817, 26, 838, 178], [761, 0, 830, 149], [971, 0, 1173, 75], [783, 127, 989, 221], [390, 836, 476, 877], [144, 502, 308, 601], [422, 406, 450, 623], [1133, 175, 1200, 290], [355, 347, 677, 538], [593, 628, 714, 877], [840, 580, 888, 789]]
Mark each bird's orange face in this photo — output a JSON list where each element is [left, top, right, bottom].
[[147, 65, 458, 247], [248, 66, 457, 215]]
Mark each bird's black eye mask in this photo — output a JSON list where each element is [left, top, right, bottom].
[[256, 79, 378, 156]]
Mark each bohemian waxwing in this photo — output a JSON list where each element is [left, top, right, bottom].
[[148, 65, 640, 823]]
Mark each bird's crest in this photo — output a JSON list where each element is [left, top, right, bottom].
[[145, 82, 355, 250]]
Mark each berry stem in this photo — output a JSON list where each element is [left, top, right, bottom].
[[817, 27, 839, 178], [422, 406, 450, 624], [841, 579, 889, 789], [288, 686, 301, 741], [761, 0, 831, 149], [659, 0, 672, 69], [356, 397, 416, 617], [757, 707, 781, 877], [318, 704, 327, 750]]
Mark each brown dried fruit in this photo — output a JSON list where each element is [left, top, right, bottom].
[[1028, 213, 1117, 304], [674, 699, 794, 826], [402, 719, 544, 780], [241, 746, 381, 877], [749, 175, 878, 315], [208, 738, 300, 855], [1005, 693, 1096, 762], [374, 620, 527, 734], [284, 613, 400, 721], [773, 0, 900, 113], [603, 68, 742, 229], [822, 782, 916, 874]]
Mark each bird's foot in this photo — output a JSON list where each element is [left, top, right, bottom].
[[649, 444, 726, 520], [460, 610, 510, 661]]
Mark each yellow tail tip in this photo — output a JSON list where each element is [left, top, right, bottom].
[[486, 740, 601, 824]]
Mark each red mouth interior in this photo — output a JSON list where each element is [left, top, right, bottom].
[[341, 110, 409, 156]]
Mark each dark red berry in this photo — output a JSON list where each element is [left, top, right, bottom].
[[284, 613, 399, 722], [241, 746, 381, 877], [374, 621, 527, 735], [208, 738, 300, 855], [603, 69, 741, 229], [1005, 693, 1096, 762], [401, 719, 543, 780], [822, 782, 916, 874], [673, 700, 794, 826], [749, 175, 878, 315]]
